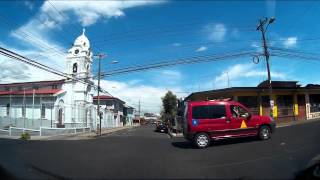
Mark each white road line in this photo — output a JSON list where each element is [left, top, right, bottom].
[[277, 124, 291, 128]]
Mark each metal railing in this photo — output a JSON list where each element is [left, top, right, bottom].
[[0, 126, 91, 137]]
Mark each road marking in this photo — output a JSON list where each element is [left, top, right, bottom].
[[277, 124, 291, 128]]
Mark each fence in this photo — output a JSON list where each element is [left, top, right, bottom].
[[0, 126, 91, 137]]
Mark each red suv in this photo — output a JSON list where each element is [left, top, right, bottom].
[[183, 100, 276, 148]]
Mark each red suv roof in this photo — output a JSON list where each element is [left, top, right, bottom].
[[188, 100, 239, 106]]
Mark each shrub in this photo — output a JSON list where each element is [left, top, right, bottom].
[[20, 132, 30, 140]]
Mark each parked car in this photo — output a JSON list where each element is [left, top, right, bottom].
[[183, 100, 276, 148], [155, 122, 168, 133]]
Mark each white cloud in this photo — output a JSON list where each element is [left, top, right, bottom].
[[98, 79, 185, 114], [0, 41, 63, 83], [213, 63, 287, 88], [250, 42, 259, 48], [172, 43, 181, 47], [24, 1, 34, 10], [282, 37, 297, 48], [196, 46, 207, 52], [250, 41, 263, 52], [5, 0, 166, 83], [149, 70, 182, 86], [160, 70, 181, 80], [40, 0, 166, 26], [205, 23, 227, 42]]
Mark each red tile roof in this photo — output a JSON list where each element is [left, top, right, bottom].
[[0, 79, 65, 87], [93, 95, 115, 100], [93, 95, 125, 103], [0, 89, 64, 95]]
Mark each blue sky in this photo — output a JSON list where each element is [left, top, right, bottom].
[[1, 0, 320, 113]]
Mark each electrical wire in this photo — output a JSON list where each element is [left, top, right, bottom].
[[100, 50, 258, 77], [0, 46, 113, 97], [0, 13, 66, 57]]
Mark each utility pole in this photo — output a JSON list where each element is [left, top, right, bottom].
[[257, 17, 275, 117], [96, 53, 105, 135], [138, 99, 141, 123], [23, 88, 26, 128]]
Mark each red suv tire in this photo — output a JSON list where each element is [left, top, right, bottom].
[[194, 133, 210, 148], [258, 125, 271, 140]]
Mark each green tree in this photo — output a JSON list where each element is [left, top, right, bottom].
[[161, 91, 178, 128]]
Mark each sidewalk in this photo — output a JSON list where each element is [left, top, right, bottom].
[[30, 125, 140, 141], [168, 118, 320, 138], [276, 117, 320, 128]]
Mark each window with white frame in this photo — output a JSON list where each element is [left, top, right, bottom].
[[41, 104, 46, 119]]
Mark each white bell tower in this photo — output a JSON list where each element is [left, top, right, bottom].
[[62, 29, 94, 127], [66, 28, 92, 78]]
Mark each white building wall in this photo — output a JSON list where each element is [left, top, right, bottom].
[[0, 31, 97, 130]]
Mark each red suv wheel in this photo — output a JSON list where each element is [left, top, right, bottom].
[[194, 133, 210, 148], [259, 125, 271, 140]]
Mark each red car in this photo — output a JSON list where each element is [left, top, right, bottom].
[[183, 100, 276, 148]]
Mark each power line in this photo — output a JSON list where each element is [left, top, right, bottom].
[[270, 46, 320, 56], [270, 51, 320, 62], [0, 13, 66, 57], [46, 0, 79, 35], [91, 21, 254, 44], [0, 46, 113, 97], [99, 50, 258, 77], [93, 28, 255, 46], [23, 2, 73, 46]]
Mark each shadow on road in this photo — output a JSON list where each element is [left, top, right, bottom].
[[171, 141, 197, 149], [0, 165, 14, 179], [171, 136, 259, 149]]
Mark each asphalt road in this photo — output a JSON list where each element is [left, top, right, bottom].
[[0, 121, 320, 179]]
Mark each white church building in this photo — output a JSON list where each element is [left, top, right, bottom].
[[0, 30, 100, 130]]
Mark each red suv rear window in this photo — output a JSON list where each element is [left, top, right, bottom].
[[192, 105, 226, 119]]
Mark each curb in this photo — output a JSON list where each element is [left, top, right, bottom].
[[276, 118, 320, 128], [29, 125, 139, 141], [92, 126, 137, 138], [168, 130, 183, 138]]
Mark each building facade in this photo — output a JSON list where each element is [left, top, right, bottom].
[[124, 105, 135, 126], [184, 81, 320, 123], [93, 95, 135, 127], [0, 30, 97, 129]]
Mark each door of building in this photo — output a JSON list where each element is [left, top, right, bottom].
[[261, 96, 271, 116], [277, 95, 294, 123], [297, 95, 306, 120], [57, 108, 64, 128]]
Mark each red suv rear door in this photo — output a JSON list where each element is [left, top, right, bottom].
[[191, 103, 229, 138]]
